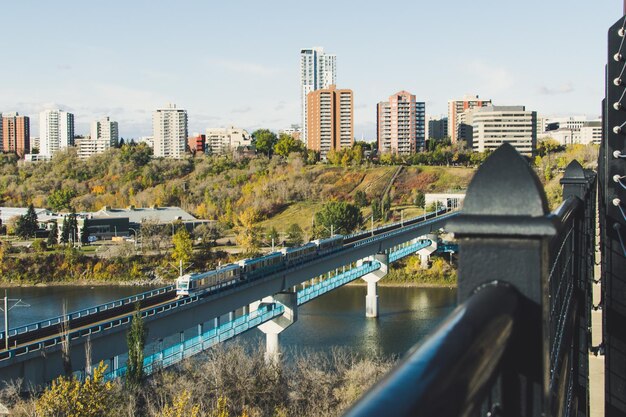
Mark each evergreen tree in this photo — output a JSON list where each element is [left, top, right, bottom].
[[126, 306, 146, 389], [60, 217, 69, 244], [47, 222, 58, 246], [15, 204, 38, 238], [69, 208, 78, 244], [80, 222, 90, 244]]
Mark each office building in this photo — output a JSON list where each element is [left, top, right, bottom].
[[377, 91, 425, 155], [448, 95, 491, 143], [2, 112, 30, 157], [301, 47, 336, 142], [544, 116, 588, 131], [307, 85, 353, 158], [470, 105, 537, 156], [39, 109, 74, 157], [538, 119, 602, 146], [578, 121, 602, 145], [205, 126, 251, 155], [152, 104, 188, 158]]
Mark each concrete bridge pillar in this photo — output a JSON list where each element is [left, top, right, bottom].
[[359, 252, 388, 318], [255, 291, 298, 364], [416, 235, 437, 269]]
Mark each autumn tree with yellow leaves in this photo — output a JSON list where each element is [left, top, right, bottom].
[[35, 362, 115, 417], [234, 207, 263, 254]]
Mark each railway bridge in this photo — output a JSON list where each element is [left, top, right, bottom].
[[0, 206, 454, 386]]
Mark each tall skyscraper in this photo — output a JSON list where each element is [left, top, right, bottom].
[[307, 85, 353, 158], [152, 104, 188, 158], [39, 109, 74, 157], [377, 91, 425, 155], [447, 95, 491, 143], [2, 112, 30, 157], [300, 47, 336, 142]]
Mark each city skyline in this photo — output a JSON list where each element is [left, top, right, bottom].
[[0, 1, 618, 140]]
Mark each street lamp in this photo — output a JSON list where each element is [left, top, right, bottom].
[[128, 227, 140, 250]]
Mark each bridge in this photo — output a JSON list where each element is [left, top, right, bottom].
[[0, 205, 455, 386]]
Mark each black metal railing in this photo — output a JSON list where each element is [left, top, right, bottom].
[[343, 143, 596, 417]]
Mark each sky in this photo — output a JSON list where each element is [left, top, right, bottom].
[[0, 0, 621, 141]]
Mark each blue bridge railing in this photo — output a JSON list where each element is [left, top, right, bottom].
[[103, 303, 285, 381], [344, 144, 596, 417]]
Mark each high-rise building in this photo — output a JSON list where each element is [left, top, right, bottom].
[[427, 116, 448, 141], [377, 91, 425, 155], [205, 126, 251, 155], [470, 105, 537, 156], [300, 47, 336, 142], [152, 104, 188, 158], [447, 95, 492, 143], [77, 116, 120, 159], [90, 117, 119, 148], [307, 85, 353, 158], [39, 109, 74, 157], [2, 112, 30, 157]]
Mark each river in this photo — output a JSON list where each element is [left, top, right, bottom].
[[0, 284, 457, 357]]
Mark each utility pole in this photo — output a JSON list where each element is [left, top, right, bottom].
[[1, 290, 30, 351]]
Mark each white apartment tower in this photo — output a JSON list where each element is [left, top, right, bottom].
[[90, 117, 119, 148], [39, 109, 74, 157], [300, 47, 336, 142], [152, 104, 188, 158]]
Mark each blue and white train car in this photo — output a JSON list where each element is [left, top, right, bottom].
[[313, 235, 344, 255], [237, 252, 283, 278], [281, 242, 317, 266], [176, 263, 241, 297]]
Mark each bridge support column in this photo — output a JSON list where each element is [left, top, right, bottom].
[[256, 291, 297, 364], [416, 235, 437, 269], [360, 253, 388, 318]]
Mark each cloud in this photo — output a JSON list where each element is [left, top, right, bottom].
[[274, 101, 286, 111], [207, 58, 282, 76], [466, 60, 515, 92], [538, 83, 575, 95], [232, 106, 252, 113]]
